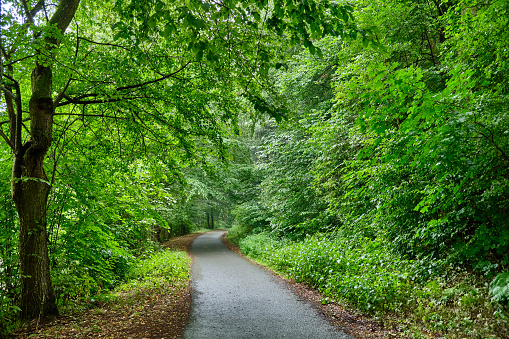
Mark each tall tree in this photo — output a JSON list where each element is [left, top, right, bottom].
[[4, 0, 80, 319]]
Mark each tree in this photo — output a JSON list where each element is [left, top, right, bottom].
[[2, 0, 80, 319], [1, 0, 360, 319]]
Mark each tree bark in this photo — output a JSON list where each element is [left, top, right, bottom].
[[9, 0, 80, 319], [12, 64, 58, 319]]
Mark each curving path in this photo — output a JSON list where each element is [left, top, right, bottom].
[[183, 231, 352, 339]]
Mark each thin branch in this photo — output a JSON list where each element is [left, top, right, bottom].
[[0, 128, 14, 150], [50, 107, 81, 186], [1, 85, 15, 99], [3, 74, 24, 153], [53, 112, 129, 120], [473, 121, 509, 163], [58, 94, 146, 106], [2, 54, 36, 67], [58, 61, 194, 106], [0, 117, 30, 126], [78, 36, 131, 51], [21, 0, 36, 25], [1, 73, 16, 83], [53, 77, 72, 107], [116, 60, 193, 91]]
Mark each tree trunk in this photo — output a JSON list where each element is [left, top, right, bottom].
[[4, 0, 81, 320], [12, 64, 58, 319]]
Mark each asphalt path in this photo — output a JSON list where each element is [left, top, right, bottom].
[[183, 231, 352, 339]]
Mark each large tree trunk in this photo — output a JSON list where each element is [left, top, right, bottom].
[[12, 64, 58, 319], [16, 181, 57, 319], [7, 0, 80, 319]]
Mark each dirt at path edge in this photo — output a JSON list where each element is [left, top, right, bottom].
[[221, 232, 403, 339], [9, 232, 204, 339]]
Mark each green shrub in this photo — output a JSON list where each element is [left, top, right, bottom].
[[113, 249, 191, 299], [0, 295, 21, 336], [490, 271, 509, 306], [127, 249, 190, 282]]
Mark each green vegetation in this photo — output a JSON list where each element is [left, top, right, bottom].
[[235, 232, 507, 337], [226, 0, 509, 336], [2, 0, 509, 337], [108, 249, 190, 304], [56, 246, 191, 313]]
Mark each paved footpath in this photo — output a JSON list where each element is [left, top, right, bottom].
[[183, 231, 352, 339]]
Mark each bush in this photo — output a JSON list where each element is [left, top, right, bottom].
[[490, 271, 509, 306], [114, 249, 191, 297], [239, 232, 411, 312]]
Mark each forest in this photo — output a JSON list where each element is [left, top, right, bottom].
[[1, 0, 508, 337]]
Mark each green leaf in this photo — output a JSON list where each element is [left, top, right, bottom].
[[163, 24, 174, 38]]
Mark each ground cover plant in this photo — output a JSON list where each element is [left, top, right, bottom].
[[231, 231, 509, 337], [10, 237, 194, 338]]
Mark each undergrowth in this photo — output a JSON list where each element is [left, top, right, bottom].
[[68, 248, 191, 311], [231, 231, 509, 338], [4, 247, 191, 337]]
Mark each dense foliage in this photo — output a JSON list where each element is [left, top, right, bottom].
[[1, 0, 509, 336], [228, 0, 509, 336]]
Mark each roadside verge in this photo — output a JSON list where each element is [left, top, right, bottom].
[[11, 232, 204, 339], [221, 232, 400, 339]]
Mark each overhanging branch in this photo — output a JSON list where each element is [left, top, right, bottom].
[[78, 36, 130, 51], [53, 112, 128, 120], [58, 60, 194, 106], [2, 54, 36, 67], [58, 94, 146, 106]]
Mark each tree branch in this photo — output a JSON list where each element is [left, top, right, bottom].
[[1, 85, 15, 99], [2, 54, 36, 67], [2, 74, 23, 152], [58, 61, 194, 106], [49, 0, 80, 35], [474, 121, 509, 164], [53, 77, 72, 107], [78, 36, 130, 51], [53, 112, 128, 120], [57, 94, 146, 106], [21, 0, 36, 25], [0, 128, 14, 150], [116, 60, 193, 91], [0, 117, 30, 126], [29, 0, 46, 18]]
